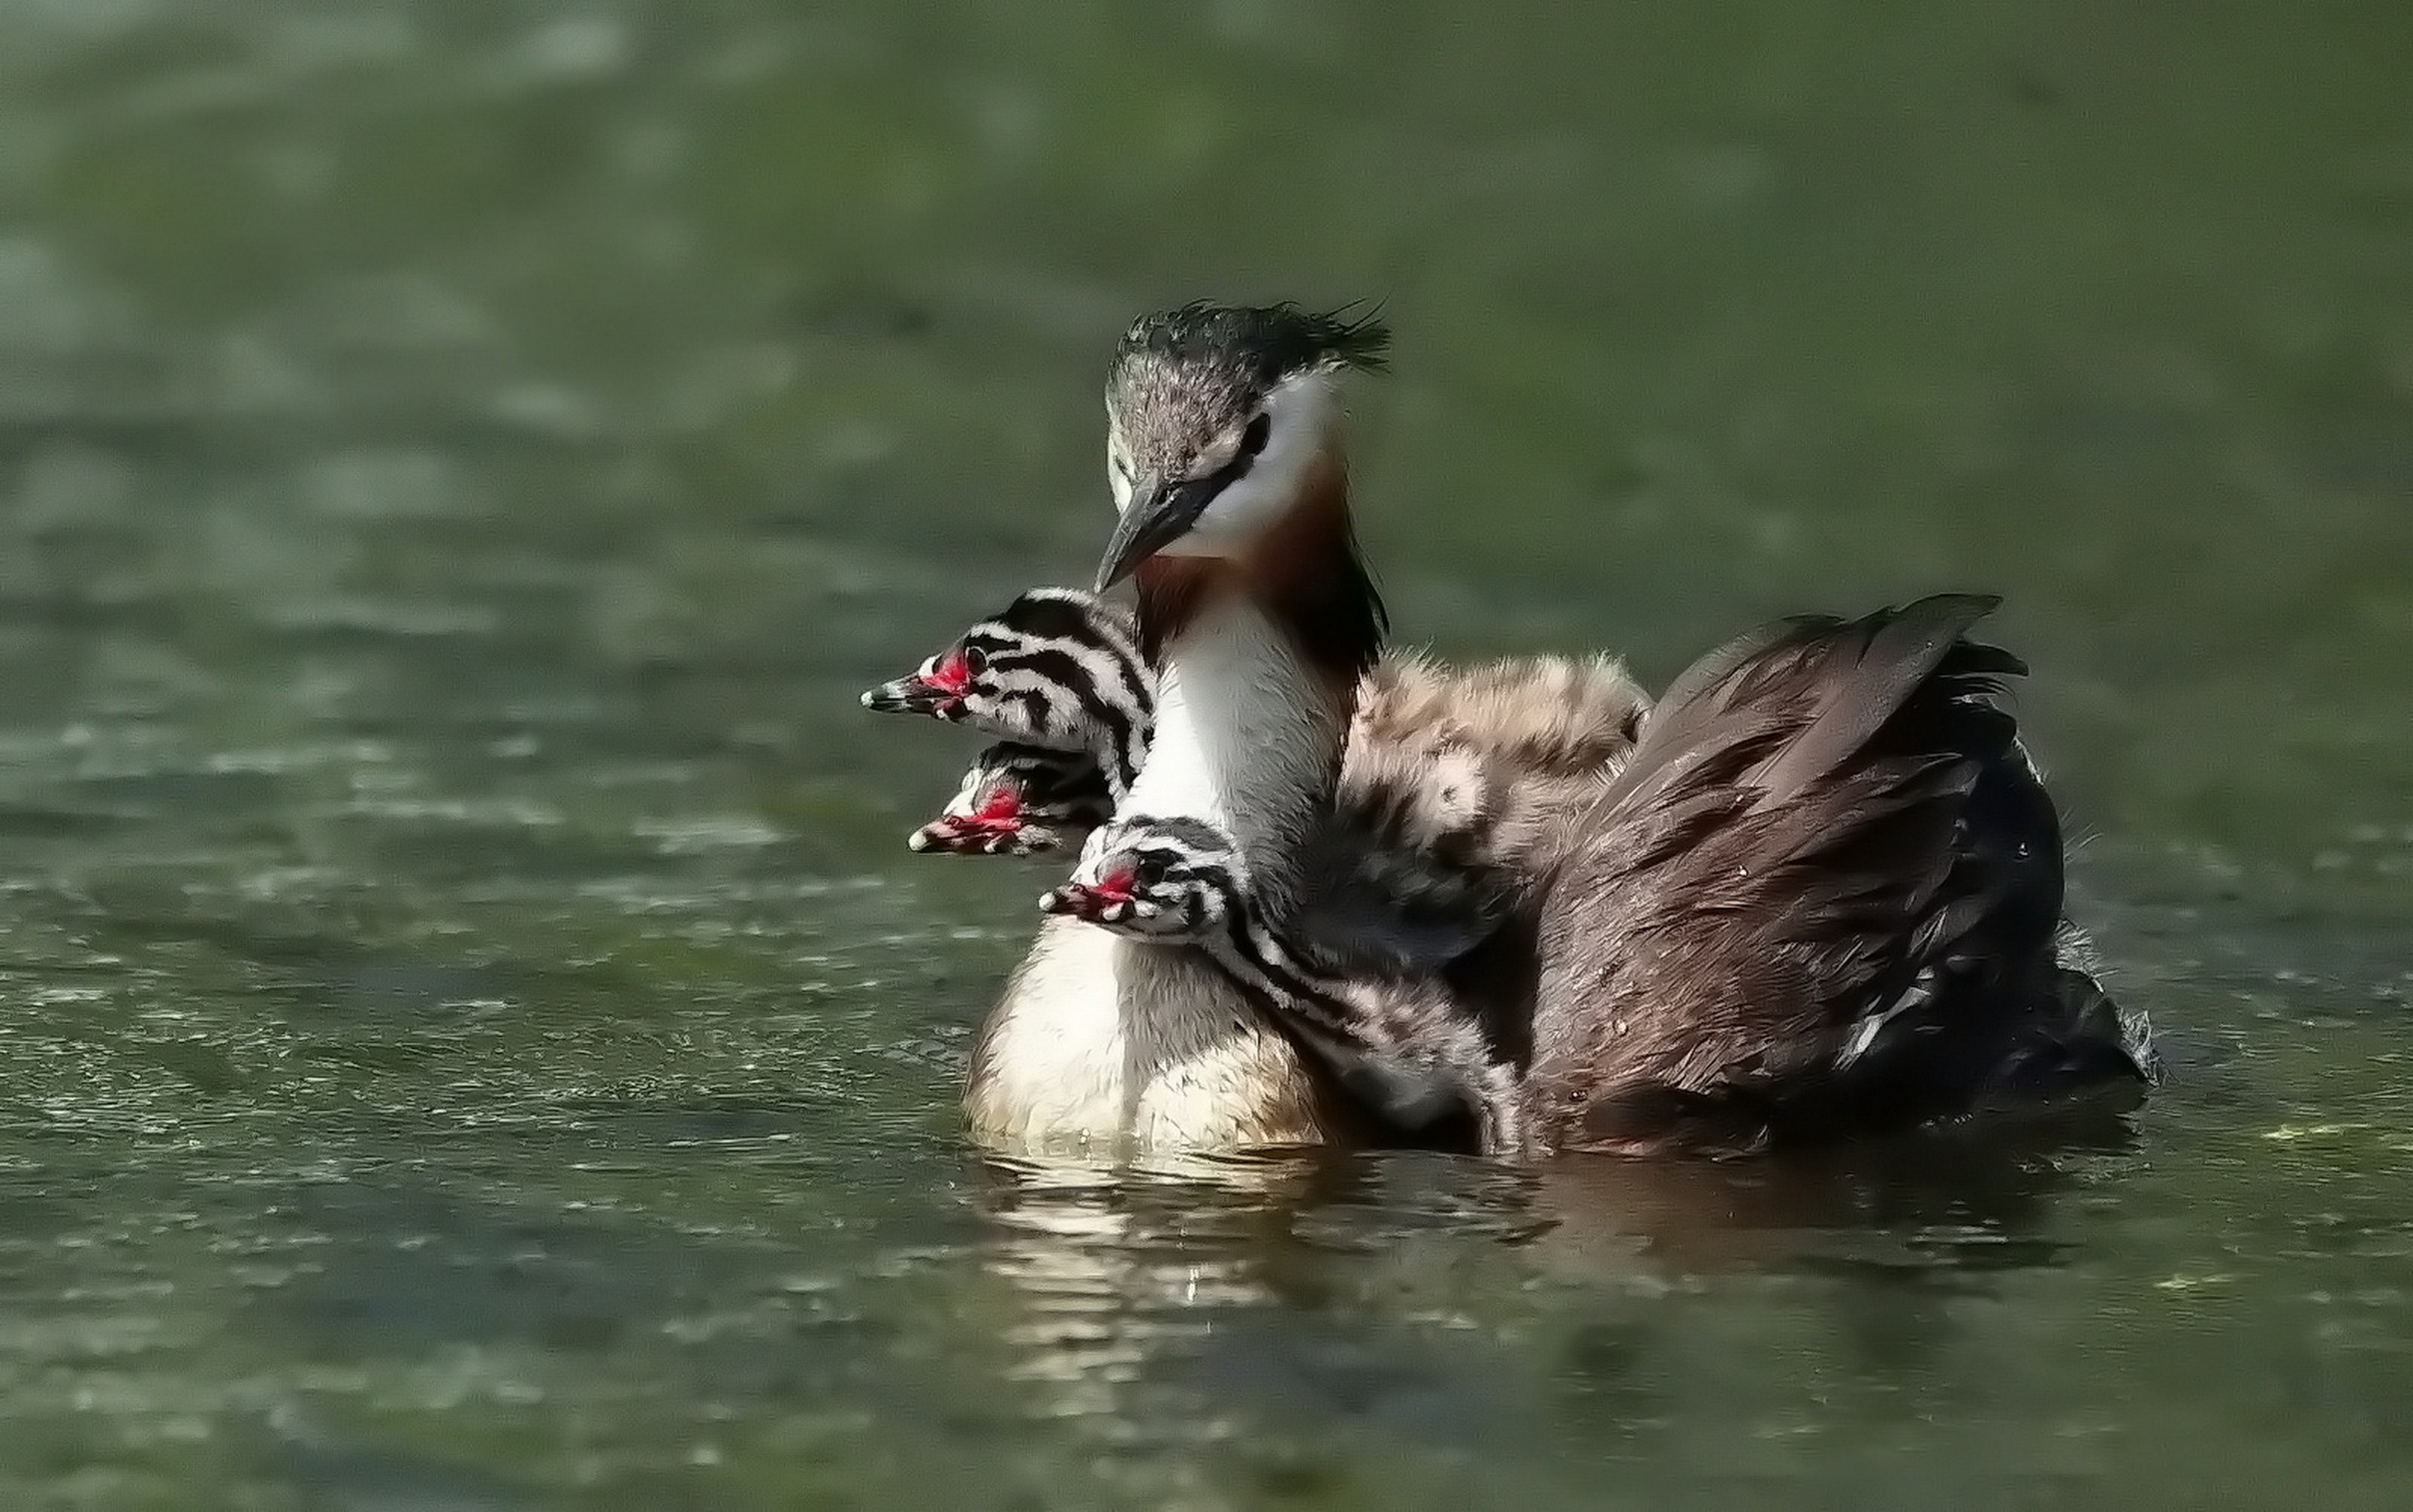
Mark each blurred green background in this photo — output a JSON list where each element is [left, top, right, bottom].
[[1, 2, 2409, 1508]]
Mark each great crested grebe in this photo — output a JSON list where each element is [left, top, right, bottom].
[[947, 300, 2149, 1158], [907, 305, 2152, 1157]]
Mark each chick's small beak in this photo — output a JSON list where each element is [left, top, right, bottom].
[[1038, 881, 1097, 917], [859, 675, 952, 716], [1038, 862, 1138, 919], [1094, 475, 1224, 590]]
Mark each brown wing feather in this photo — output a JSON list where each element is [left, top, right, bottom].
[[1748, 594, 2005, 803], [1524, 595, 2090, 1151]]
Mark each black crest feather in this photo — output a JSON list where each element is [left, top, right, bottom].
[[1115, 300, 1392, 390]]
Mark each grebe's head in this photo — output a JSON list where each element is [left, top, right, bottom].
[[1096, 302, 1388, 589], [1036, 814, 1248, 941]]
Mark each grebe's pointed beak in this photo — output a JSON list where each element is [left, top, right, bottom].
[[1094, 475, 1223, 590]]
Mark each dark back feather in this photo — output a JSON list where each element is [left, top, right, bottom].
[[1748, 593, 2007, 803], [1525, 594, 2118, 1153]]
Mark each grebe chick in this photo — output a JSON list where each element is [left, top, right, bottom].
[[1039, 814, 1533, 1156], [907, 743, 1114, 856], [861, 589, 1151, 802]]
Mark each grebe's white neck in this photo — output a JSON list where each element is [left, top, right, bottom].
[[1118, 594, 1343, 909]]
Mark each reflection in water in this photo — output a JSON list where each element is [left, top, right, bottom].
[[1524, 1112, 2142, 1279], [967, 1116, 2137, 1438], [963, 1151, 1577, 1506], [969, 1153, 1351, 1434]]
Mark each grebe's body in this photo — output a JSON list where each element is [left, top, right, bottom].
[[1520, 593, 2149, 1154], [963, 914, 1355, 1154]]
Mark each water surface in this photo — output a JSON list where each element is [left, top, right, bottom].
[[2, 2, 2411, 1507]]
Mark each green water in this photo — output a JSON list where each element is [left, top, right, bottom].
[[2, 1, 2409, 1506]]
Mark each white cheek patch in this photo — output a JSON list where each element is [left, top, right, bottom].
[[1159, 370, 1337, 557], [1106, 399, 1136, 511]]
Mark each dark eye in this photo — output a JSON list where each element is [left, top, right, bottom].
[[1132, 855, 1168, 887], [1238, 413, 1272, 459], [959, 645, 987, 675]]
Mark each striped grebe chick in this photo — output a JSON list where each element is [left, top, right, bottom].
[[862, 588, 1151, 807], [1040, 813, 1535, 1157], [907, 742, 1114, 856]]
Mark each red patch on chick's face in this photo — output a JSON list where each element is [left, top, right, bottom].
[[910, 777, 1029, 853], [924, 647, 971, 695], [971, 782, 1023, 824], [1045, 864, 1140, 920]]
